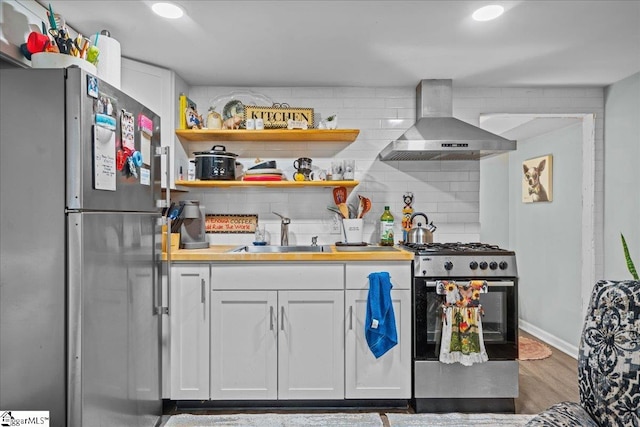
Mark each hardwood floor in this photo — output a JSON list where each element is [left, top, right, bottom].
[[516, 330, 580, 414]]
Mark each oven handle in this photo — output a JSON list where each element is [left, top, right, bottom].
[[425, 280, 515, 287]]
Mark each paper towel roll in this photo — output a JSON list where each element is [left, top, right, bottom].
[[90, 33, 121, 89]]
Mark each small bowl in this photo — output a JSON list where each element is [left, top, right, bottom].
[[252, 241, 267, 246]]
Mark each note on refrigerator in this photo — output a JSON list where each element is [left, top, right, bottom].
[[93, 125, 116, 191], [140, 131, 151, 166]]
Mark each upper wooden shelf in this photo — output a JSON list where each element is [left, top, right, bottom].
[[175, 180, 359, 189], [175, 129, 360, 142]]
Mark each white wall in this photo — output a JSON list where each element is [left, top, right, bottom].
[[180, 85, 604, 252], [604, 72, 640, 279], [479, 153, 510, 248], [510, 124, 584, 349]]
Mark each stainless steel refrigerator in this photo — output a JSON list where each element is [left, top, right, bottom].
[[1, 68, 163, 426]]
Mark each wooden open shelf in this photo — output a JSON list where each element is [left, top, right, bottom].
[[175, 128, 359, 142], [174, 180, 359, 189]]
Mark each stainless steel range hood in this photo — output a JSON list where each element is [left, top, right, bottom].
[[379, 80, 516, 161]]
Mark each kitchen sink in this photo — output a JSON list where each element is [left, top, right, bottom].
[[230, 245, 331, 253], [334, 245, 401, 252]]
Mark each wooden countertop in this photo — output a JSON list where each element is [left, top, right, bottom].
[[163, 245, 414, 262]]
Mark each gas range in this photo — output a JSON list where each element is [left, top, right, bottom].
[[400, 242, 518, 278]]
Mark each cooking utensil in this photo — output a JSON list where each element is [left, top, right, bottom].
[[332, 186, 347, 205], [193, 145, 238, 180], [327, 206, 344, 218], [406, 212, 437, 244], [348, 204, 357, 219], [337, 203, 350, 219], [358, 196, 371, 218]]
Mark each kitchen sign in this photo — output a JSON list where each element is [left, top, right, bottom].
[[205, 214, 257, 233], [244, 105, 314, 129]]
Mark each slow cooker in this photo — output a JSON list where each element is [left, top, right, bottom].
[[193, 145, 238, 180]]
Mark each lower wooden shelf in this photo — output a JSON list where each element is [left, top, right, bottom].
[[174, 180, 359, 188]]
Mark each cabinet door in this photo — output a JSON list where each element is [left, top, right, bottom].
[[170, 265, 210, 399], [121, 58, 188, 188], [210, 291, 278, 400], [278, 291, 345, 399], [345, 289, 411, 398]]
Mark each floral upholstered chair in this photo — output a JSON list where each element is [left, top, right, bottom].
[[526, 280, 640, 427]]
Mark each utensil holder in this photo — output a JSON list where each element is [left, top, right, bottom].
[[342, 218, 364, 244]]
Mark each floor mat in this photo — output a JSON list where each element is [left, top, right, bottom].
[[164, 412, 384, 427], [519, 336, 553, 360], [386, 413, 535, 427]]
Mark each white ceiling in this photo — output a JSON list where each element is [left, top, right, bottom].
[[44, 0, 640, 88]]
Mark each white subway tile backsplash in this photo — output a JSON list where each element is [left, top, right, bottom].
[[343, 97, 386, 108], [375, 87, 414, 98], [183, 84, 603, 253], [291, 87, 335, 98], [384, 97, 414, 109], [380, 118, 415, 129]]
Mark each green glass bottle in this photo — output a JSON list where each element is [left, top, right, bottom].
[[380, 206, 395, 246]]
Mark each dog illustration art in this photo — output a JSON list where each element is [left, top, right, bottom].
[[523, 158, 549, 202]]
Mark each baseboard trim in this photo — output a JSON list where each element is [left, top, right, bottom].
[[519, 319, 579, 359]]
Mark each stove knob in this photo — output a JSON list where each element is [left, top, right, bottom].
[[469, 261, 478, 270], [499, 261, 508, 270], [479, 261, 488, 270], [444, 261, 453, 271], [489, 261, 498, 270]]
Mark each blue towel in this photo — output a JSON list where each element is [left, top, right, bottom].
[[365, 272, 398, 358]]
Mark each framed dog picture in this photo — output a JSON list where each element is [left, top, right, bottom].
[[522, 154, 553, 203]]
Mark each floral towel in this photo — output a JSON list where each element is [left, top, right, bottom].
[[438, 281, 488, 366]]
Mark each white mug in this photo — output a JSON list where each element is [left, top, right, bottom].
[[310, 170, 327, 181], [255, 118, 264, 130], [246, 119, 255, 130]]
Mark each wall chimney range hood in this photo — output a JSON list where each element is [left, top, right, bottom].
[[379, 80, 516, 161]]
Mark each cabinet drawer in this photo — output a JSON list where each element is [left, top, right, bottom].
[[211, 263, 344, 290], [345, 262, 411, 290]]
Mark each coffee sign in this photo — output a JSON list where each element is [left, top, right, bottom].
[[244, 106, 314, 129], [205, 214, 257, 234]]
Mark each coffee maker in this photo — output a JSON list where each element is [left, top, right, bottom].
[[180, 200, 209, 249]]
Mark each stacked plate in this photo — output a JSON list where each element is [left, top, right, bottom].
[[243, 167, 285, 181]]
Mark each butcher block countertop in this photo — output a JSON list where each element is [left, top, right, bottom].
[[164, 245, 414, 262]]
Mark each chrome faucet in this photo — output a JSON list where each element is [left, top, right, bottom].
[[272, 212, 290, 246]]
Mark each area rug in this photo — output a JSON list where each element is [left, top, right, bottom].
[[164, 412, 384, 427], [519, 336, 553, 360], [386, 413, 535, 426]]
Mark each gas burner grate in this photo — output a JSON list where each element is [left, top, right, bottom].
[[401, 242, 508, 253]]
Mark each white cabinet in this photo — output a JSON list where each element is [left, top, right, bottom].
[[121, 58, 188, 188], [168, 261, 411, 402], [210, 291, 278, 400], [210, 264, 344, 400], [344, 262, 412, 399], [170, 264, 210, 399], [278, 291, 344, 399]]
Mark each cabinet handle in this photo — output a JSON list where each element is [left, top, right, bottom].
[[270, 306, 274, 330], [280, 306, 285, 331], [349, 306, 353, 330], [201, 279, 206, 303]]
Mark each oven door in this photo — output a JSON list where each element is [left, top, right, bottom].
[[414, 278, 518, 361]]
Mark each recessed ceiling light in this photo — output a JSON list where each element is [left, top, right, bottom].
[[472, 5, 505, 21], [152, 2, 184, 19]]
